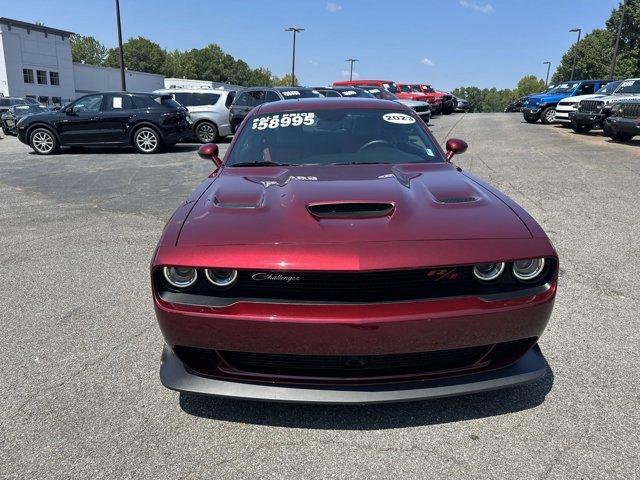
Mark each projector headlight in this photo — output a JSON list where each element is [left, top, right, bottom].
[[512, 258, 546, 281]]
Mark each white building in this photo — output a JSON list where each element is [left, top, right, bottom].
[[0, 17, 165, 105]]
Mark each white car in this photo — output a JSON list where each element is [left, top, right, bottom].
[[555, 80, 620, 124], [572, 78, 640, 133]]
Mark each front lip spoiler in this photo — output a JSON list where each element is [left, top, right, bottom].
[[160, 343, 548, 404]]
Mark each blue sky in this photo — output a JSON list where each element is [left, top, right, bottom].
[[2, 0, 620, 90]]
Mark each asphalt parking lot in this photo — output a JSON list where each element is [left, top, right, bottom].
[[1, 114, 639, 479]]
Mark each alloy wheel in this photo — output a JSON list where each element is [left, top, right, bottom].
[[545, 109, 556, 123], [197, 123, 216, 142], [32, 131, 55, 154], [135, 129, 158, 153]]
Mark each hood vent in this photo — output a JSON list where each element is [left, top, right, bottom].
[[437, 196, 478, 204], [307, 202, 395, 219]]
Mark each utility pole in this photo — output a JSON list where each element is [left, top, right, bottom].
[[543, 61, 551, 87], [285, 27, 304, 86], [610, 0, 627, 78], [569, 28, 582, 81], [346, 58, 359, 81], [115, 0, 126, 91]]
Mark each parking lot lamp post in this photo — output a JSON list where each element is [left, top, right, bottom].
[[115, 0, 126, 91], [346, 58, 358, 81], [285, 27, 304, 87], [543, 61, 551, 87], [569, 28, 582, 81]]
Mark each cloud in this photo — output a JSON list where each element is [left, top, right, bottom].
[[309, 60, 319, 66], [420, 58, 435, 66], [326, 2, 342, 13], [459, 0, 493, 14], [341, 70, 360, 78]]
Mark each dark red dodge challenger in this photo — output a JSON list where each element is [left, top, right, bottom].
[[152, 98, 557, 404]]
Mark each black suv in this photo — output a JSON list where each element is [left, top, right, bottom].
[[229, 87, 322, 132], [0, 96, 39, 113], [16, 92, 191, 154], [312, 86, 375, 98]]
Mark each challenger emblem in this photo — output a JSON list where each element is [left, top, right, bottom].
[[252, 273, 301, 283], [426, 268, 461, 281]]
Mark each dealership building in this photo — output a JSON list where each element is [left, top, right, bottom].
[[0, 17, 164, 105]]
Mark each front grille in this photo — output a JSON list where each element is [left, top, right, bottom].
[[413, 105, 429, 113], [617, 103, 640, 119], [579, 100, 603, 114], [221, 345, 491, 378], [558, 101, 572, 107]]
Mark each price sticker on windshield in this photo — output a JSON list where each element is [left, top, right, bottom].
[[382, 113, 416, 124], [620, 81, 635, 88], [252, 112, 316, 130]]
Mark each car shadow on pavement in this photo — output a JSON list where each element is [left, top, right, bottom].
[[178, 362, 554, 430]]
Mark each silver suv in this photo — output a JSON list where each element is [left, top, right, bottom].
[[153, 88, 235, 143]]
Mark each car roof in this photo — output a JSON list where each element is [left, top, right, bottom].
[[154, 88, 230, 94], [256, 97, 405, 114]]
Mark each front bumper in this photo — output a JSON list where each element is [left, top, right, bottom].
[[1, 118, 17, 134], [160, 342, 548, 404], [555, 107, 575, 123], [605, 116, 640, 135], [573, 111, 607, 128], [522, 107, 541, 116]]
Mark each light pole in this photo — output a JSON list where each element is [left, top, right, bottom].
[[345, 58, 358, 81], [115, 0, 126, 91], [569, 28, 582, 81], [543, 61, 551, 87], [285, 27, 304, 86], [610, 0, 627, 78]]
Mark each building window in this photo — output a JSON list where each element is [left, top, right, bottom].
[[50, 71, 60, 86], [52, 96, 62, 105], [38, 96, 49, 105], [23, 69, 34, 83], [37, 70, 47, 85]]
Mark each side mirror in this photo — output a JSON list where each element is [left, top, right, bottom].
[[445, 138, 468, 161], [198, 143, 222, 167], [66, 106, 78, 115]]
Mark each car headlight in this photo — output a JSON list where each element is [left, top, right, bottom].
[[205, 269, 238, 287], [163, 266, 198, 288], [473, 262, 505, 282], [512, 258, 545, 281]]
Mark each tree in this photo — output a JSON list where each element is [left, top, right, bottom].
[[272, 74, 298, 86], [515, 75, 546, 97], [551, 29, 620, 83], [70, 35, 108, 65], [104, 37, 167, 74], [248, 67, 275, 86]]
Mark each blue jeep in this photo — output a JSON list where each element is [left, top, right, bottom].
[[522, 79, 612, 124]]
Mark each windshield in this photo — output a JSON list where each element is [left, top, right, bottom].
[[596, 81, 621, 95], [337, 89, 374, 98], [615, 80, 640, 94], [383, 83, 399, 93], [13, 105, 48, 114], [364, 88, 398, 100], [279, 89, 323, 100], [227, 108, 442, 167], [400, 85, 413, 92], [548, 82, 579, 93]]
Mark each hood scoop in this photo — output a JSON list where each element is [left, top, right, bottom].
[[437, 196, 478, 204], [307, 202, 395, 219]]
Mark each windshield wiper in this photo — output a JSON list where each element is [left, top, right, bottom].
[[229, 161, 293, 167]]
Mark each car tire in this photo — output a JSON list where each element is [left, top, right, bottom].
[[540, 107, 556, 125], [571, 122, 592, 134], [610, 130, 634, 142], [29, 127, 59, 155], [524, 114, 538, 123], [133, 126, 162, 154], [195, 121, 219, 143]]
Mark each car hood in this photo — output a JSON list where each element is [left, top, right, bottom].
[[396, 99, 428, 108], [562, 93, 605, 103], [595, 93, 640, 105], [527, 93, 572, 103], [178, 163, 531, 246]]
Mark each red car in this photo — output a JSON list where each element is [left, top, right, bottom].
[[411, 84, 456, 114], [333, 80, 432, 104], [396, 83, 444, 115], [152, 98, 558, 404]]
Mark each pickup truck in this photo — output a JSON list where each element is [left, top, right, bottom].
[[521, 79, 612, 124], [399, 84, 455, 114], [332, 80, 433, 106], [603, 100, 640, 141], [571, 78, 640, 134]]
